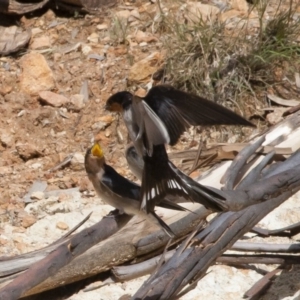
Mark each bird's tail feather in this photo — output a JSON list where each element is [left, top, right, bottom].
[[170, 163, 229, 211], [149, 211, 175, 238], [159, 199, 194, 213], [140, 145, 228, 213], [140, 145, 193, 213]]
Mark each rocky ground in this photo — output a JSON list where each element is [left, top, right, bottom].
[[0, 0, 300, 299]]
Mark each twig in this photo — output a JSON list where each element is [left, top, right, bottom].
[[188, 139, 203, 175], [218, 254, 300, 265], [52, 212, 93, 245], [244, 267, 281, 299], [221, 136, 266, 189], [232, 241, 300, 253], [47, 153, 74, 172]]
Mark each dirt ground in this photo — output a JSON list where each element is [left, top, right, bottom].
[[0, 0, 300, 299]]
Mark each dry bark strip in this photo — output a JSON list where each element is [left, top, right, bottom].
[[254, 221, 300, 237], [0, 0, 50, 14], [244, 267, 282, 299], [0, 0, 117, 14]]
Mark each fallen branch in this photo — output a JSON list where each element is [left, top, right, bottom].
[[232, 242, 300, 253], [112, 252, 300, 282]]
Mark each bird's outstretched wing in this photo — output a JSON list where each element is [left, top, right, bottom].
[[102, 164, 140, 200], [144, 85, 255, 145]]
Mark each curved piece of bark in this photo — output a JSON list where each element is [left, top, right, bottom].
[[236, 150, 275, 190], [0, 213, 132, 300], [259, 221, 300, 237], [221, 136, 265, 189], [112, 249, 177, 282], [244, 267, 281, 299], [262, 149, 300, 178], [0, 26, 31, 55], [222, 165, 300, 211], [0, 0, 50, 14]]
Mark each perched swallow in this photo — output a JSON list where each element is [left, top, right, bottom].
[[106, 85, 253, 213], [85, 142, 191, 237]]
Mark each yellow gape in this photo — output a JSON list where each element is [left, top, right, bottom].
[[91, 143, 104, 158]]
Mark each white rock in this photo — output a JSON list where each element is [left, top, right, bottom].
[[0, 131, 14, 147], [30, 191, 45, 200], [71, 152, 84, 165], [96, 24, 108, 30], [30, 163, 42, 170], [115, 10, 131, 20], [68, 94, 85, 112], [25, 196, 58, 216], [45, 201, 74, 214], [31, 28, 43, 36], [87, 32, 99, 43], [70, 152, 85, 171], [82, 44, 92, 55]]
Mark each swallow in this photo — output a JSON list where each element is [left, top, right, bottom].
[[106, 85, 253, 213], [85, 142, 191, 237]]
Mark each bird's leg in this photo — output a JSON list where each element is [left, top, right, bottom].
[[106, 208, 120, 217]]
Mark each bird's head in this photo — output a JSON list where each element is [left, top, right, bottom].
[[105, 91, 133, 112], [84, 142, 105, 175]]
